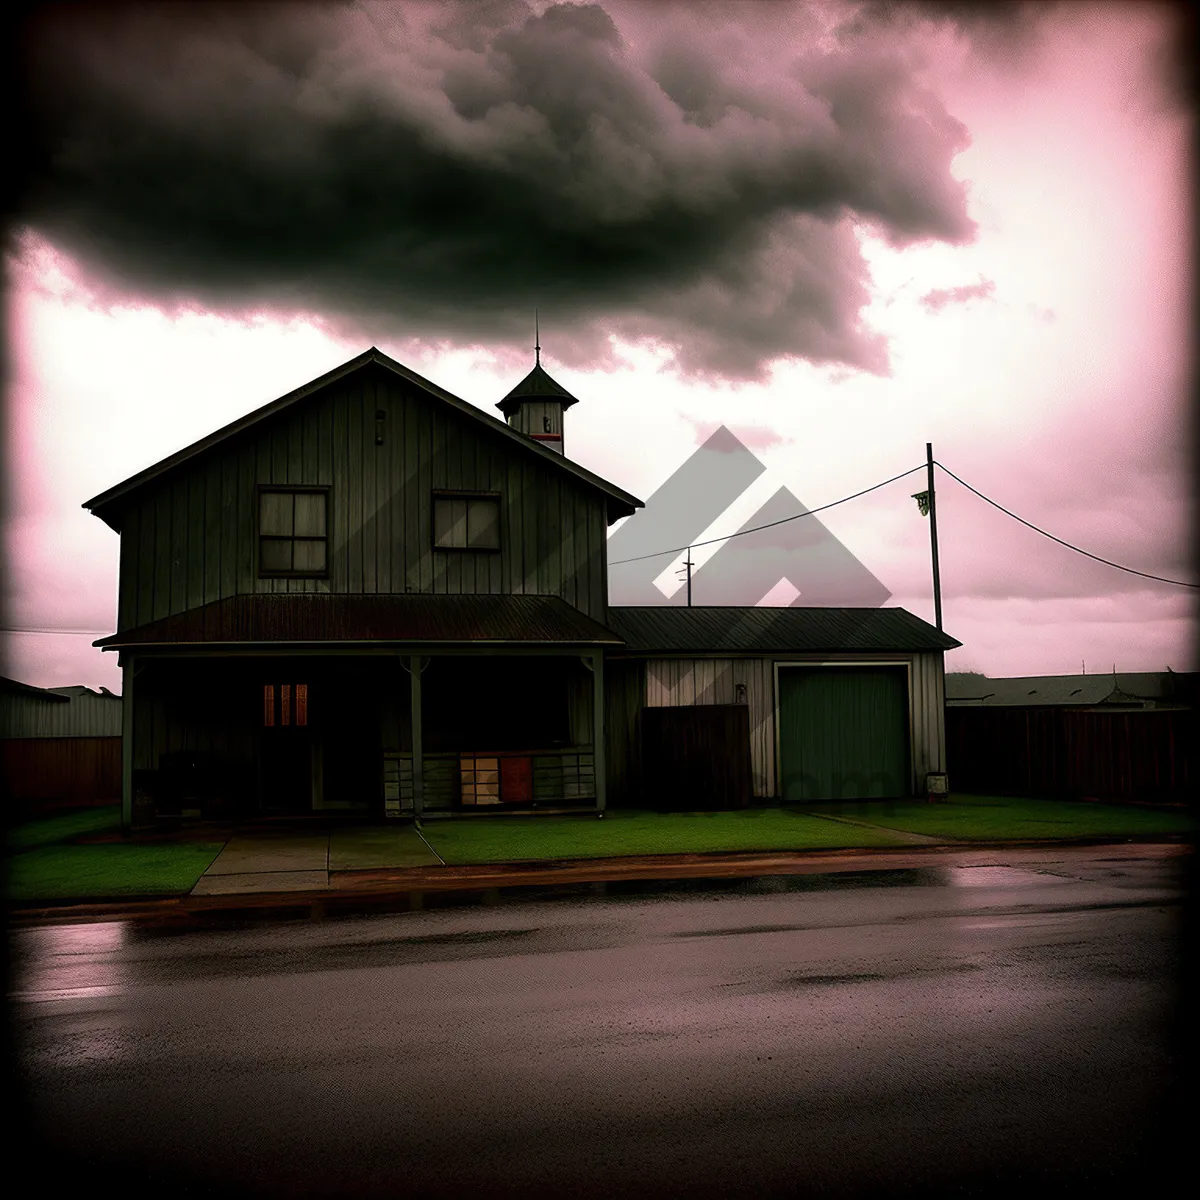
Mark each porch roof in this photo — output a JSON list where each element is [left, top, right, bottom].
[[94, 594, 624, 649]]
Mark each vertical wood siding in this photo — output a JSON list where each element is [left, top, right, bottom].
[[640, 651, 947, 799], [910, 650, 947, 782], [115, 364, 610, 630], [644, 658, 775, 797], [603, 659, 645, 804], [508, 401, 563, 442]]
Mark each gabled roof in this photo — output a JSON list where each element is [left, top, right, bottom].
[[82, 347, 641, 529], [604, 606, 960, 654], [496, 362, 581, 416], [93, 594, 625, 650]]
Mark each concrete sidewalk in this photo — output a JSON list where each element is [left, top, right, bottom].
[[189, 808, 955, 897], [189, 825, 441, 895]]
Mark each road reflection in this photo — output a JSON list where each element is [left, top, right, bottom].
[[11, 920, 130, 1003]]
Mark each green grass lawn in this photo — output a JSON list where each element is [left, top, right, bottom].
[[804, 794, 1195, 841], [420, 807, 909, 865], [4, 804, 224, 903], [5, 843, 227, 902], [3, 794, 1189, 904], [6, 804, 122, 852]]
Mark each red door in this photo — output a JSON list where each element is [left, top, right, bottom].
[[500, 756, 533, 804]]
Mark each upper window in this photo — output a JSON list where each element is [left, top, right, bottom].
[[259, 488, 329, 577], [432, 492, 500, 550]]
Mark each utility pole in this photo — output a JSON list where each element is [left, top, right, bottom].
[[927, 442, 943, 631], [677, 548, 694, 607]]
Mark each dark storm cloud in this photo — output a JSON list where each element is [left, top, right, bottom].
[[16, 0, 976, 379], [856, 0, 1194, 113], [848, 0, 1062, 58], [920, 276, 996, 312]]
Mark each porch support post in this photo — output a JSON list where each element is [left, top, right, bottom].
[[410, 654, 424, 817], [591, 650, 606, 815], [121, 652, 134, 835]]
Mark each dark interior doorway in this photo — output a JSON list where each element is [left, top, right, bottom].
[[259, 681, 312, 813], [640, 704, 753, 811]]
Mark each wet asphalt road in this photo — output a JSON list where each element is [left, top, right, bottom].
[[7, 847, 1193, 1198]]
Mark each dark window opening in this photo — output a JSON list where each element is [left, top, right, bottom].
[[259, 489, 328, 577], [432, 493, 500, 550]]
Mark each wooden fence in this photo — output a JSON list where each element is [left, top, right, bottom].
[[641, 704, 753, 810], [945, 708, 1196, 803], [1, 737, 122, 811]]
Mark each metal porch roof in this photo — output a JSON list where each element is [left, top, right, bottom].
[[94, 594, 625, 650]]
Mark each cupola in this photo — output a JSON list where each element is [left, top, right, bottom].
[[496, 319, 579, 456]]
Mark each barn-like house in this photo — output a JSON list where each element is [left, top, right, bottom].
[[84, 347, 959, 829]]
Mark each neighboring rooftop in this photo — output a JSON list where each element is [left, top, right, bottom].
[[0, 675, 122, 738], [0, 676, 118, 702], [945, 671, 1198, 707]]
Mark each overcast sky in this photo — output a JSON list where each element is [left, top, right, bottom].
[[5, 0, 1195, 691]]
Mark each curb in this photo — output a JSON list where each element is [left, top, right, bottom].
[[6, 837, 1190, 925]]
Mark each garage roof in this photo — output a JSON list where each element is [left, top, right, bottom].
[[605, 606, 960, 654]]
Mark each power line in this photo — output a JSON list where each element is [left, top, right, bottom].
[[935, 461, 1199, 589], [6, 458, 1192, 640], [610, 463, 928, 566], [2, 627, 111, 635]]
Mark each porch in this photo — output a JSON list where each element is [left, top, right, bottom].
[[122, 649, 605, 826], [98, 593, 621, 831]]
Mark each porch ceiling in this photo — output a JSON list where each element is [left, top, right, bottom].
[[94, 594, 624, 649]]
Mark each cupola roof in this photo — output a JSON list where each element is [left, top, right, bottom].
[[496, 362, 581, 416]]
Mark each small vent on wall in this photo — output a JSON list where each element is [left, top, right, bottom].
[[375, 409, 386, 446]]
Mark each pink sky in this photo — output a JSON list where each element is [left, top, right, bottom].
[[5, 0, 1194, 691]]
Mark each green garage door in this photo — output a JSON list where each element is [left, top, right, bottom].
[[778, 666, 910, 801]]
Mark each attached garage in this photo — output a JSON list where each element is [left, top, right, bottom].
[[603, 607, 960, 806], [776, 664, 910, 800]]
